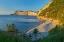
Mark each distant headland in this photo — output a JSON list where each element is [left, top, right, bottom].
[[12, 10, 37, 16]]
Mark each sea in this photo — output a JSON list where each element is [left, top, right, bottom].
[[0, 15, 41, 32]]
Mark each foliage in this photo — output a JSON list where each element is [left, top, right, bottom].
[[6, 23, 18, 32], [39, 0, 64, 23], [33, 28, 39, 35], [39, 24, 64, 42], [39, 0, 64, 42], [33, 28, 39, 40], [0, 31, 31, 42]]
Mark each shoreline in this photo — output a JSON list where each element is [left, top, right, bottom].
[[10, 14, 37, 16], [25, 16, 59, 40]]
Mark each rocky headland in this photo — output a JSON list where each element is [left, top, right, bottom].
[[13, 10, 37, 16]]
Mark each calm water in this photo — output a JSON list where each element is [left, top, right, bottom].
[[0, 15, 40, 32]]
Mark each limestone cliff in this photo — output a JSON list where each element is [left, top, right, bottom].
[[38, 1, 53, 15], [13, 10, 37, 16], [37, 0, 64, 24]]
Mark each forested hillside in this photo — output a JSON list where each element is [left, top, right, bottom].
[[37, 0, 64, 42], [39, 0, 64, 23]]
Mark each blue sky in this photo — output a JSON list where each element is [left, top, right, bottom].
[[0, 0, 50, 14]]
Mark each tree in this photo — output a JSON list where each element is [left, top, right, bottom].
[[39, 24, 64, 42], [33, 28, 39, 40], [6, 23, 18, 33], [6, 24, 12, 32]]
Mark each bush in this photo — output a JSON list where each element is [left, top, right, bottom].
[[39, 24, 64, 42]]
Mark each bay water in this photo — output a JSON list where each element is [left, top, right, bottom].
[[0, 15, 40, 32]]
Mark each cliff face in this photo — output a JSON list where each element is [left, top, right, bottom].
[[38, 0, 64, 24], [38, 1, 53, 15], [14, 10, 37, 16]]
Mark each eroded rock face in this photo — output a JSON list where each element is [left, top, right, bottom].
[[13, 10, 37, 16], [38, 1, 53, 15]]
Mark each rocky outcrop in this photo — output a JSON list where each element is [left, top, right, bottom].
[[13, 10, 37, 16], [37, 16, 59, 24], [38, 1, 53, 15], [37, 0, 60, 25]]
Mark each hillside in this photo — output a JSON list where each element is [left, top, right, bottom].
[[36, 0, 64, 42], [24, 0, 64, 41], [0, 23, 32, 42], [0, 31, 32, 42], [38, 0, 64, 23]]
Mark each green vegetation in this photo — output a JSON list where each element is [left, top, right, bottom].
[[33, 28, 39, 40], [0, 31, 31, 42], [6, 23, 18, 32], [38, 0, 64, 42], [39, 0, 64, 23], [1, 0, 64, 41], [39, 24, 64, 42], [1, 23, 64, 42], [14, 10, 23, 14], [0, 23, 32, 42]]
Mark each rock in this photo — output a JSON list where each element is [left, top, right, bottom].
[[13, 10, 37, 16]]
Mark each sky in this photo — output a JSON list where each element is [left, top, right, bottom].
[[0, 0, 50, 15]]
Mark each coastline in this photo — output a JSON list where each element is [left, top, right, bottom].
[[10, 14, 37, 16], [25, 15, 59, 40]]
